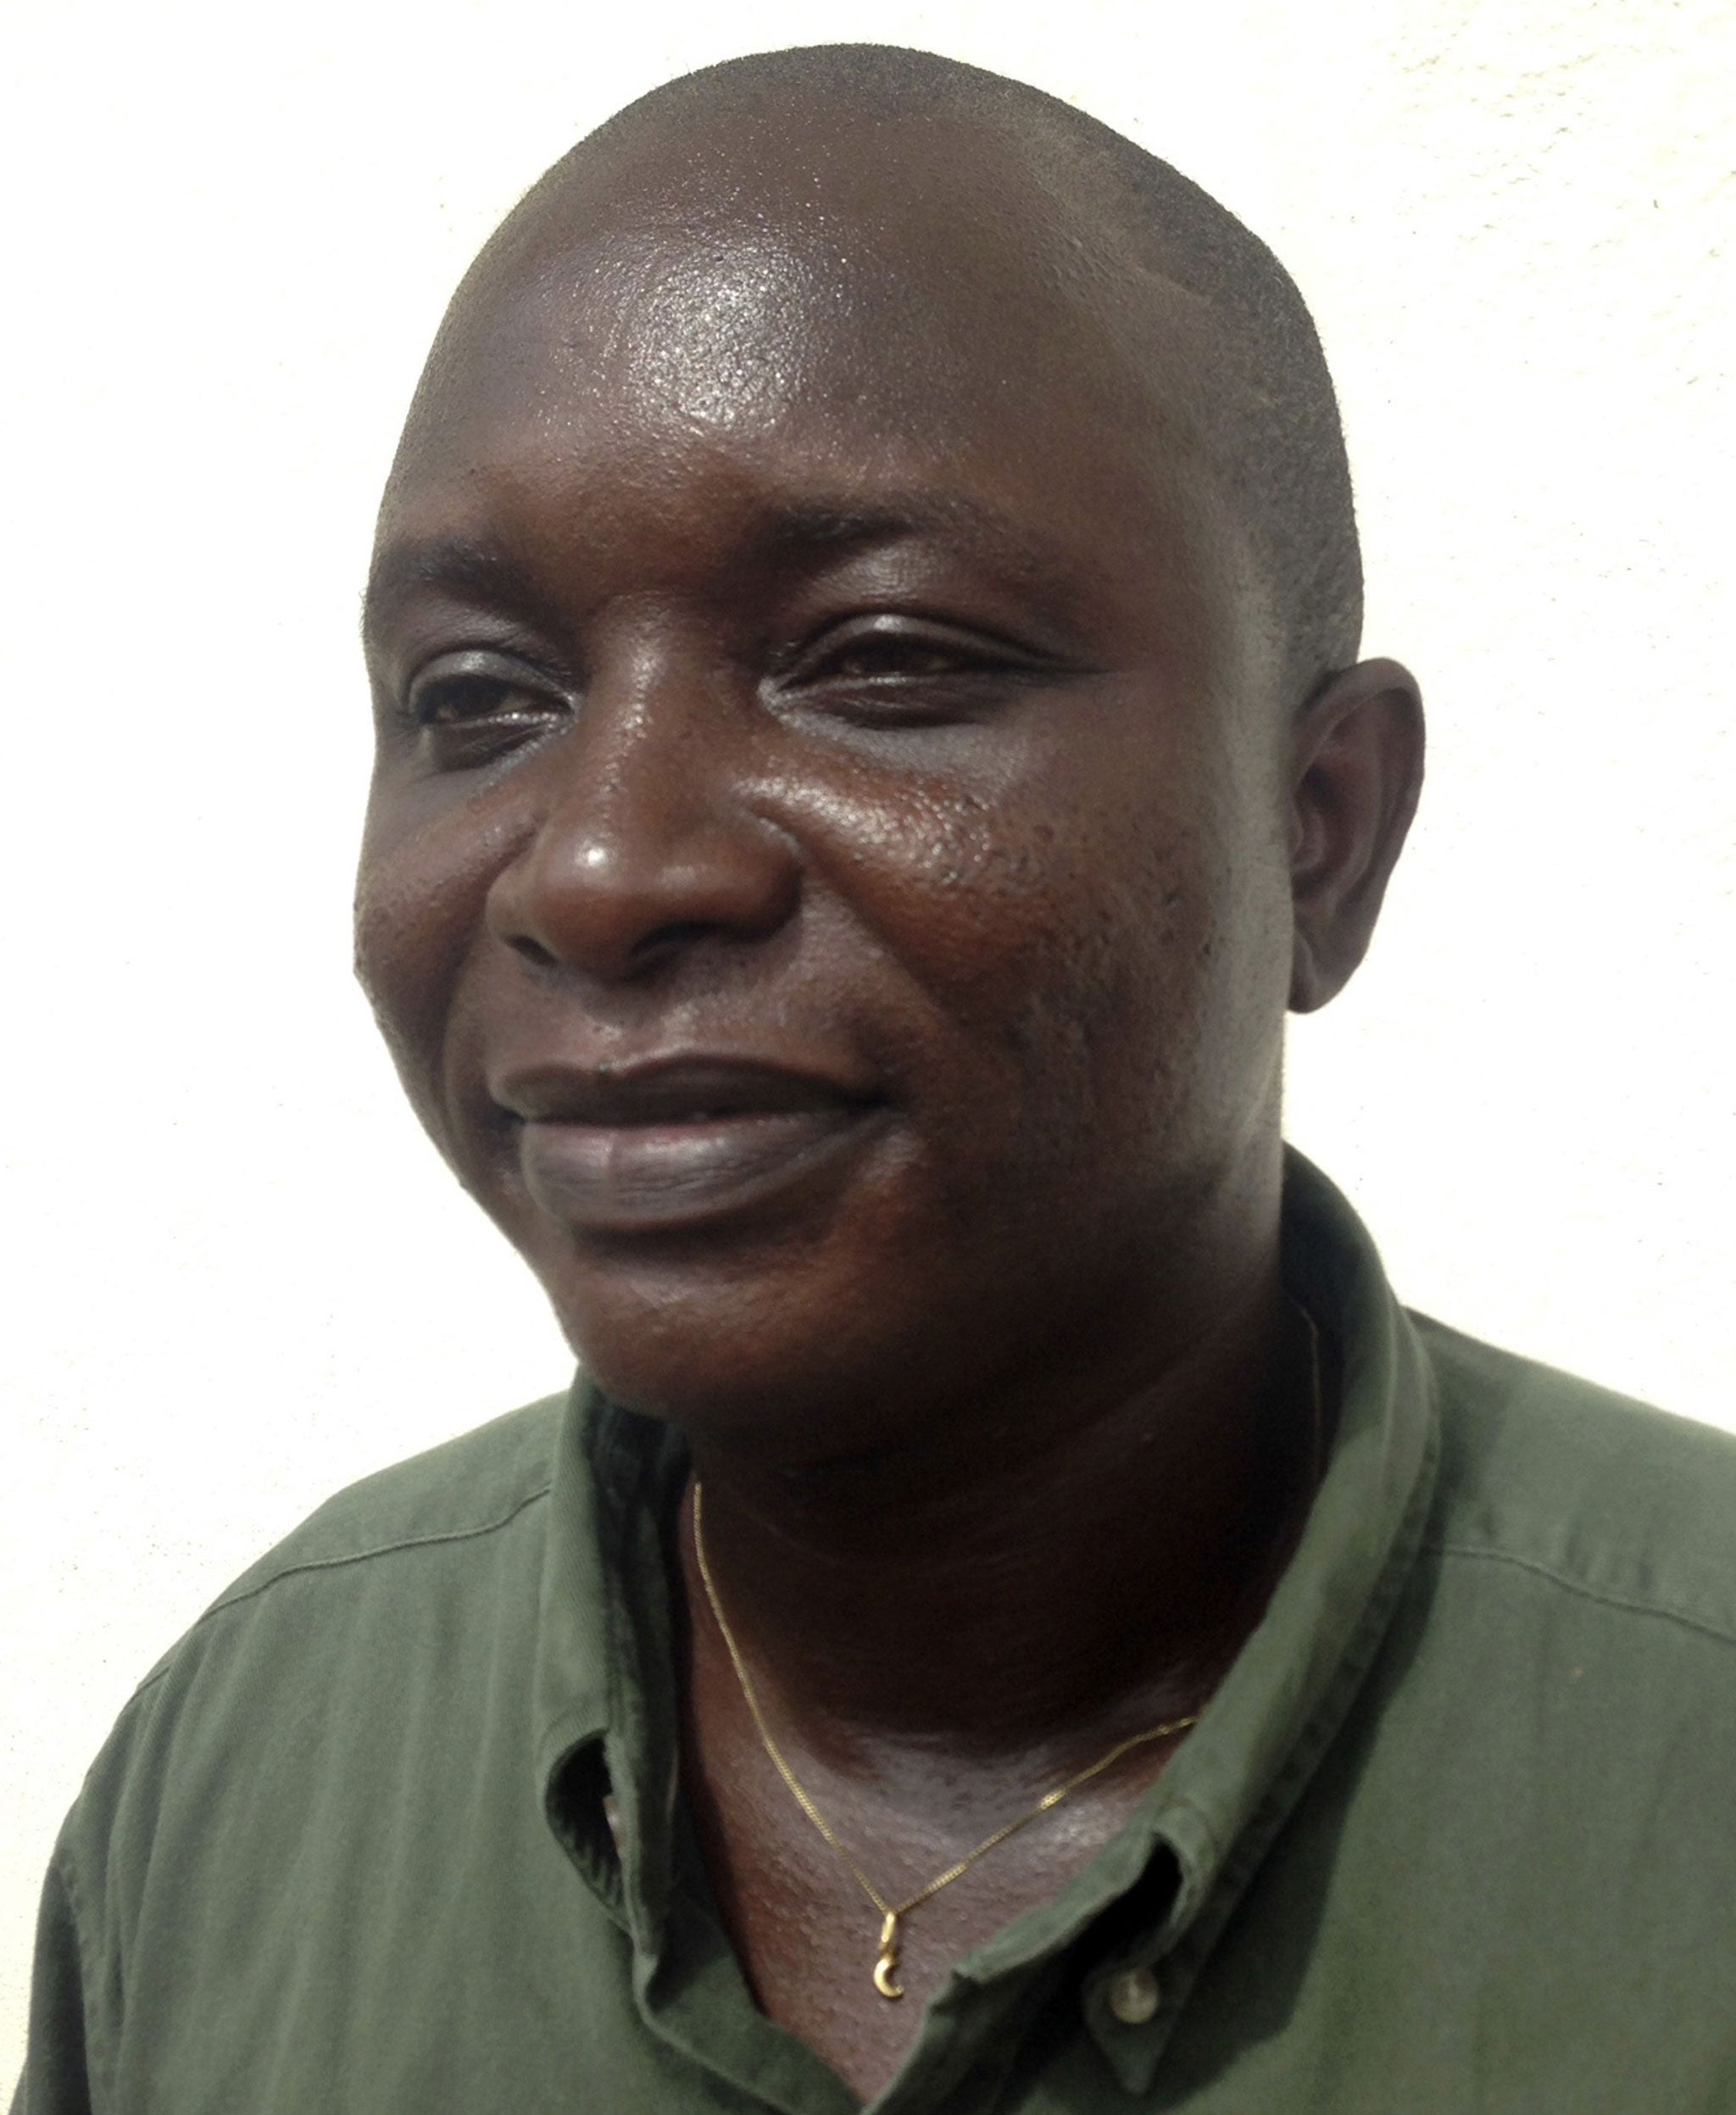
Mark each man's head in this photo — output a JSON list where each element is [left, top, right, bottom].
[[392, 46, 1364, 714], [356, 46, 1422, 1455]]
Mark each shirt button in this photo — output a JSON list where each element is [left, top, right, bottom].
[[1107, 1967, 1162, 2025]]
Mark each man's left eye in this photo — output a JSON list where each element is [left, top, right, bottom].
[[808, 632, 983, 682], [779, 621, 1043, 715]]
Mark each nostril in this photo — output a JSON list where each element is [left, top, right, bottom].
[[487, 807, 803, 981], [631, 920, 720, 966]]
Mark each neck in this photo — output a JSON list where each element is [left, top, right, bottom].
[[678, 1235, 1317, 1770]]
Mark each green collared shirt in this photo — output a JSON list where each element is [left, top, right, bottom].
[[15, 1156, 1736, 2112]]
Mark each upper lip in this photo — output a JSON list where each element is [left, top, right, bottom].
[[492, 1055, 881, 1127]]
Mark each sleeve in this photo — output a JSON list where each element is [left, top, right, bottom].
[[9, 1852, 99, 2115]]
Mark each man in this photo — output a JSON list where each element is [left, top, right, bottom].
[[15, 42, 1736, 2115]]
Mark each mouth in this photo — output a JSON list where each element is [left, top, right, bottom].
[[492, 1056, 887, 1235]]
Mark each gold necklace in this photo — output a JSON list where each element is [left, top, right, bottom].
[[689, 1305, 1324, 2004], [693, 1483, 1196, 2001]]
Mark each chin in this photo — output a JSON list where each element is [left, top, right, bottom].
[[533, 1227, 986, 1456]]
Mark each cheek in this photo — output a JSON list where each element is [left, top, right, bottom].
[[353, 782, 522, 1147], [781, 712, 1290, 1168]]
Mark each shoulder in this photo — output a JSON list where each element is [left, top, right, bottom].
[[1414, 1314, 1736, 1650], [32, 1394, 576, 2101], [63, 1391, 570, 1889], [131, 1390, 567, 1700]]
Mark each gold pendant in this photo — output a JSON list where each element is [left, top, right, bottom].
[[872, 1910, 905, 2001]]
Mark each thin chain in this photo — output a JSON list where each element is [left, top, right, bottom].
[[692, 1485, 1198, 1995], [689, 1300, 1325, 1997]]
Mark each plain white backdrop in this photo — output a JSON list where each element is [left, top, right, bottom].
[[3, 0, 1731, 2073]]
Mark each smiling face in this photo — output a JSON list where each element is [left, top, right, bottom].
[[356, 108, 1303, 1456]]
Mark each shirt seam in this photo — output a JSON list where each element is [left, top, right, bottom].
[[52, 1841, 116, 2115], [128, 1483, 554, 1701], [1423, 1538, 1736, 1650]]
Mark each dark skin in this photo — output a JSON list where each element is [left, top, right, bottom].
[[357, 103, 1422, 2101]]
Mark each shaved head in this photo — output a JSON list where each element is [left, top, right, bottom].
[[397, 42, 1361, 715], [359, 39, 1422, 1452]]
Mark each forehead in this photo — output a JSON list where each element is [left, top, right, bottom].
[[373, 124, 1232, 650], [414, 109, 1152, 424]]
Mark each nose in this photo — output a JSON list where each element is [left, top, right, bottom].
[[484, 671, 801, 982]]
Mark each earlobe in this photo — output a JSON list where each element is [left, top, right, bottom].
[[1287, 658, 1425, 1014]]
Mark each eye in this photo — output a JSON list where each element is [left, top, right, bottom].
[[812, 632, 982, 681], [778, 617, 1044, 725], [402, 651, 572, 768]]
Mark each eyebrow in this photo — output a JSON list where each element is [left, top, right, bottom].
[[362, 534, 540, 637], [362, 493, 1091, 642], [754, 495, 1073, 588]]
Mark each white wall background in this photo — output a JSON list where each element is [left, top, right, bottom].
[[3, 0, 1731, 2072]]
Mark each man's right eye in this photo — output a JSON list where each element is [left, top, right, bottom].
[[402, 654, 572, 766]]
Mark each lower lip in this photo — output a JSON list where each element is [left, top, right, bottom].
[[516, 1105, 879, 1234]]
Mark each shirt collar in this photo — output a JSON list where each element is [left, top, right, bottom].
[[526, 1148, 1439, 2086], [531, 1375, 689, 1944], [1053, 1149, 1440, 2089]]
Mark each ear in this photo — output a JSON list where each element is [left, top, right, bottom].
[[1288, 658, 1425, 1013]]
